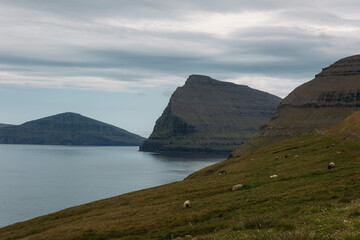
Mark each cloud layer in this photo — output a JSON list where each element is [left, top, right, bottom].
[[1, 0, 360, 97]]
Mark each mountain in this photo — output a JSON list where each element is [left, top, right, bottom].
[[0, 123, 12, 128], [233, 54, 360, 156], [140, 75, 282, 153], [0, 112, 145, 146], [1, 121, 360, 239]]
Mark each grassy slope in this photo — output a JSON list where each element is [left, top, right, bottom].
[[326, 112, 360, 136], [1, 132, 360, 240]]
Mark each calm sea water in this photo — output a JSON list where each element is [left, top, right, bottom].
[[0, 145, 225, 227]]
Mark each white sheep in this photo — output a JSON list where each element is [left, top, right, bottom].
[[328, 162, 336, 169], [183, 200, 191, 208], [232, 184, 243, 191], [270, 174, 278, 178]]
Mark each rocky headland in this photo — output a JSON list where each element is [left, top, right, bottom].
[[140, 75, 282, 153]]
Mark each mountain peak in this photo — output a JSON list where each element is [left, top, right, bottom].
[[184, 74, 242, 87], [0, 113, 145, 146], [140, 75, 281, 153], [317, 54, 360, 77], [233, 54, 360, 156]]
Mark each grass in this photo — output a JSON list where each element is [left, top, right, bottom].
[[1, 133, 360, 239]]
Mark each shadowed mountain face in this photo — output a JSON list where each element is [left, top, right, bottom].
[[140, 75, 282, 153], [234, 54, 360, 156], [0, 124, 12, 128], [0, 113, 145, 146]]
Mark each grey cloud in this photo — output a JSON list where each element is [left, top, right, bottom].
[[0, 0, 359, 96]]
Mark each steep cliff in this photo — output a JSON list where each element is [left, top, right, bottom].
[[0, 112, 145, 146], [233, 54, 360, 156], [140, 75, 282, 153]]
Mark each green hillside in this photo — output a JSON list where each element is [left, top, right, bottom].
[[325, 111, 360, 137], [1, 130, 360, 239]]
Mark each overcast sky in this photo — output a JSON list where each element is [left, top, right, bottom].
[[0, 0, 359, 137]]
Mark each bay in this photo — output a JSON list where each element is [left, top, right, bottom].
[[0, 144, 225, 227]]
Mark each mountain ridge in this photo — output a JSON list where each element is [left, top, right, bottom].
[[0, 112, 145, 146], [233, 54, 360, 156], [0, 123, 12, 128]]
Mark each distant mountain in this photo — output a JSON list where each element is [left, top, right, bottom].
[[140, 75, 282, 153], [234, 54, 360, 156], [0, 112, 145, 146], [0, 124, 12, 128]]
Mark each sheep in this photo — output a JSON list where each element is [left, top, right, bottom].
[[328, 162, 336, 169], [218, 170, 227, 175], [270, 174, 278, 178], [183, 200, 191, 208], [295, 155, 299, 158], [275, 156, 279, 160], [232, 184, 243, 191]]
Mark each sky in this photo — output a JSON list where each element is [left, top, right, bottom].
[[0, 0, 359, 137]]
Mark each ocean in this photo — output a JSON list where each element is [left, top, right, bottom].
[[0, 144, 225, 227]]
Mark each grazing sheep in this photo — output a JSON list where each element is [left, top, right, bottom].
[[295, 155, 299, 158], [232, 184, 243, 191], [183, 200, 191, 208], [218, 170, 227, 175], [275, 156, 279, 159], [270, 174, 278, 178], [328, 162, 336, 169]]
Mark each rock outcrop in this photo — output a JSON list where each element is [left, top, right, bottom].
[[0, 112, 145, 146], [233, 54, 360, 156], [140, 75, 282, 153]]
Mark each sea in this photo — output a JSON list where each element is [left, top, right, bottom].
[[0, 144, 225, 227]]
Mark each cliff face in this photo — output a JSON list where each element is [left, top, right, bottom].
[[233, 54, 360, 156], [0, 112, 145, 146], [140, 75, 282, 153]]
